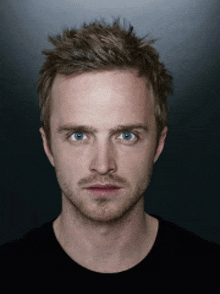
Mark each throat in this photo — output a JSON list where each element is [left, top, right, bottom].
[[52, 214, 159, 274]]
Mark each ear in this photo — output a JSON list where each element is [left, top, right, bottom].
[[154, 126, 168, 163], [39, 127, 55, 167]]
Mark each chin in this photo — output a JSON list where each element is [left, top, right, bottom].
[[76, 198, 140, 224]]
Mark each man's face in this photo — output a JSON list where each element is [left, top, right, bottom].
[[40, 70, 167, 223]]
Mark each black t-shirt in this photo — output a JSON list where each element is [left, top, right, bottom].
[[0, 214, 220, 293]]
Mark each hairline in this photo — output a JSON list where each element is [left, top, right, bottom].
[[42, 68, 165, 149]]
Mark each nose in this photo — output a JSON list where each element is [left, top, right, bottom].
[[89, 140, 117, 175]]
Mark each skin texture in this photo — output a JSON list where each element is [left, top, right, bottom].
[[40, 69, 168, 273]]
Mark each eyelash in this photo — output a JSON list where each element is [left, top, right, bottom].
[[67, 131, 139, 143]]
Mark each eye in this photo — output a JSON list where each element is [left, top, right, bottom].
[[118, 132, 137, 141], [70, 132, 87, 142]]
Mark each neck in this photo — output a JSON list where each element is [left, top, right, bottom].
[[53, 196, 159, 273]]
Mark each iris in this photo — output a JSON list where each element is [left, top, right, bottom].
[[121, 132, 135, 141], [70, 131, 136, 142], [72, 132, 85, 141]]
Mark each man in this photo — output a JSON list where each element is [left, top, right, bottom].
[[1, 19, 220, 292]]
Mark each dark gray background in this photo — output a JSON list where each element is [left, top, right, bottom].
[[1, 0, 220, 245]]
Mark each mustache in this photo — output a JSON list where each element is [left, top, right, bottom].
[[78, 174, 127, 187]]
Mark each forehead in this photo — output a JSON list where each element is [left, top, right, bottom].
[[50, 70, 156, 131]]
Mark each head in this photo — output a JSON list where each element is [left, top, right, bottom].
[[37, 19, 172, 150], [38, 19, 173, 223]]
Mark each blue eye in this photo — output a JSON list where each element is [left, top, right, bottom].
[[69, 131, 137, 143], [119, 132, 136, 141], [70, 132, 86, 141]]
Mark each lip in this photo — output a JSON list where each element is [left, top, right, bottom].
[[85, 184, 121, 197], [86, 184, 120, 189]]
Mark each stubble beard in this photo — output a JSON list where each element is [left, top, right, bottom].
[[55, 164, 154, 225]]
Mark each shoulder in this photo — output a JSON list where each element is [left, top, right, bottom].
[[0, 220, 61, 290], [0, 220, 55, 261], [155, 215, 220, 265], [150, 215, 220, 289], [161, 217, 220, 248]]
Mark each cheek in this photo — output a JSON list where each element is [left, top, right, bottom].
[[52, 144, 84, 174], [120, 147, 155, 179], [53, 149, 87, 192]]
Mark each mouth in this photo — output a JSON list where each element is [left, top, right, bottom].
[[85, 184, 121, 189], [84, 184, 121, 196]]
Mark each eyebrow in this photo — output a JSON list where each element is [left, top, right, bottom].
[[57, 124, 149, 134]]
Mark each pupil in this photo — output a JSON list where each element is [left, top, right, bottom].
[[123, 132, 132, 140], [75, 132, 83, 140]]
